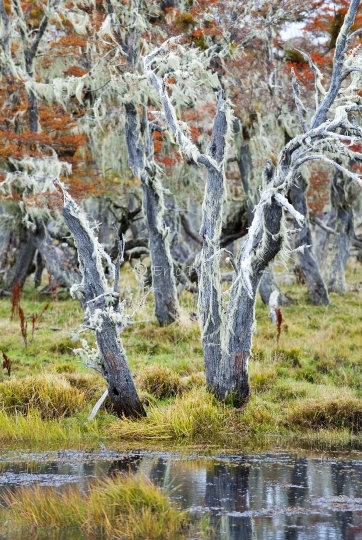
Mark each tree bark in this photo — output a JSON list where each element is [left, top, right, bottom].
[[197, 96, 226, 392], [289, 176, 329, 305], [125, 103, 179, 326], [328, 170, 354, 294], [62, 189, 145, 418]]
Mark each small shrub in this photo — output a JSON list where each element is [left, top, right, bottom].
[[0, 375, 86, 418], [294, 366, 321, 384], [252, 348, 266, 362], [285, 397, 362, 433], [136, 365, 184, 399], [316, 358, 335, 374], [270, 381, 309, 401], [63, 373, 106, 401], [183, 371, 206, 390]]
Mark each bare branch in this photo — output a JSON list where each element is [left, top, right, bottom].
[[311, 0, 361, 129], [291, 68, 307, 132], [274, 193, 305, 225], [294, 48, 326, 108]]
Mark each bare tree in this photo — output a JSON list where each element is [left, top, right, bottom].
[[146, 0, 362, 407], [98, 0, 180, 326], [56, 181, 145, 418]]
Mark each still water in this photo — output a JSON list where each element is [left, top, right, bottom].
[[1, 449, 362, 539]]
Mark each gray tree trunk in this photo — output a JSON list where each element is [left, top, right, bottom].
[[314, 211, 334, 272], [218, 163, 283, 406], [32, 220, 82, 292], [3, 226, 36, 289], [328, 170, 354, 293], [289, 176, 329, 305], [62, 189, 145, 418], [236, 127, 289, 306], [125, 103, 179, 326], [197, 97, 226, 393]]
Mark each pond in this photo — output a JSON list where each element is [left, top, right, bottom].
[[1, 448, 362, 539]]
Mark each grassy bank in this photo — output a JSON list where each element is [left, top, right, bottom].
[[1, 262, 362, 448]]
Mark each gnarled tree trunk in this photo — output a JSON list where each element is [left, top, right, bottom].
[[61, 186, 145, 418], [236, 126, 289, 306]]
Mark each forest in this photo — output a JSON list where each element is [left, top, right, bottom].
[[1, 0, 362, 539]]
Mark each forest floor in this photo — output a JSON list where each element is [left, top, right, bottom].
[[1, 261, 362, 450]]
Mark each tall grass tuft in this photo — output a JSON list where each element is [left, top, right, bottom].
[[136, 365, 184, 399], [2, 474, 187, 539], [285, 397, 362, 433], [110, 389, 236, 442], [0, 374, 86, 418]]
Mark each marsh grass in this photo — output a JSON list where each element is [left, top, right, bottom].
[[1, 474, 187, 540], [135, 364, 185, 399], [0, 374, 86, 418], [2, 261, 362, 446], [0, 409, 113, 444]]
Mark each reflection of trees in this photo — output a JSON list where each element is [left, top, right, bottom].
[[108, 455, 143, 477], [331, 461, 354, 540], [205, 463, 252, 540], [284, 458, 308, 540]]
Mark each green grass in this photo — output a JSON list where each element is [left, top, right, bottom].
[[1, 261, 362, 448]]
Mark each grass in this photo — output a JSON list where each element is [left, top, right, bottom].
[[1, 261, 362, 447], [1, 473, 188, 540]]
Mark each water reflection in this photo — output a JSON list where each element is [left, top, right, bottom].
[[2, 451, 362, 539]]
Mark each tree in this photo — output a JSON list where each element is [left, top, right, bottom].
[[147, 0, 362, 407]]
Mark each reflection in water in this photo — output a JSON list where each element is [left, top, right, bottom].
[[3, 451, 362, 539]]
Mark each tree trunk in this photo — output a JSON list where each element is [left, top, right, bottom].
[[125, 103, 179, 326], [219, 182, 283, 407], [259, 271, 290, 306], [32, 219, 82, 292], [236, 127, 288, 306], [289, 176, 329, 305], [3, 226, 36, 289], [34, 251, 44, 287], [328, 171, 354, 294], [314, 211, 334, 272], [197, 103, 225, 392], [142, 170, 179, 325], [62, 189, 145, 418]]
